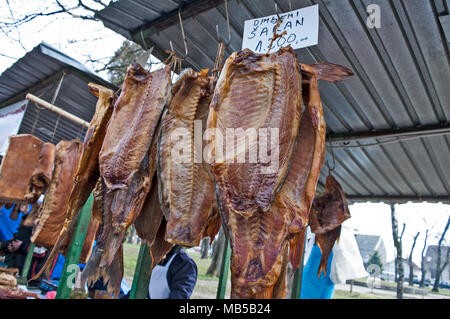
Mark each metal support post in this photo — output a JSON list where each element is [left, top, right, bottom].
[[216, 234, 231, 299], [55, 194, 93, 299], [19, 243, 35, 284], [129, 243, 153, 299], [291, 234, 307, 299]]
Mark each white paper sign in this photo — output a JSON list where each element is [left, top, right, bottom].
[[0, 100, 27, 156], [242, 4, 319, 54]]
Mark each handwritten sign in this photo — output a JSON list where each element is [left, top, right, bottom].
[[242, 5, 319, 54]]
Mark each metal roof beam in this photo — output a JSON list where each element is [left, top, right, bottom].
[[347, 195, 450, 205], [327, 123, 450, 144]]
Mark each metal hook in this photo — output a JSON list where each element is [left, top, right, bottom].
[[216, 0, 232, 46], [274, 2, 281, 20], [326, 140, 336, 174]]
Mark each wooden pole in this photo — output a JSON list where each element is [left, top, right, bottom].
[[55, 194, 93, 299], [216, 234, 231, 299], [25, 93, 90, 128], [129, 243, 153, 299]]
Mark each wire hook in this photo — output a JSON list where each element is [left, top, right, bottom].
[[326, 140, 336, 174], [178, 9, 189, 59], [216, 0, 232, 46]]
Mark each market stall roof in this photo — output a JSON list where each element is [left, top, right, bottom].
[[95, 0, 450, 204], [0, 42, 117, 144]]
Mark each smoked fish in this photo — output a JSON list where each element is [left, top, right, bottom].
[[309, 174, 351, 277], [206, 47, 303, 218], [158, 68, 220, 247], [98, 64, 171, 268], [31, 139, 82, 248]]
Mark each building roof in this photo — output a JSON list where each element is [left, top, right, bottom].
[[0, 42, 117, 144], [425, 245, 450, 261], [355, 234, 383, 263], [96, 0, 450, 204]]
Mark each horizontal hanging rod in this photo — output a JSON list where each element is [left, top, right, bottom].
[[347, 195, 450, 204], [26, 93, 90, 128], [327, 123, 450, 147]]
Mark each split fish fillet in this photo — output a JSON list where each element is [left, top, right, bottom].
[[25, 142, 56, 203], [222, 60, 343, 298], [222, 106, 324, 299], [134, 175, 173, 269], [32, 83, 116, 280], [207, 47, 303, 218], [79, 178, 123, 297], [0, 134, 45, 204], [158, 68, 220, 246], [309, 174, 351, 277], [99, 64, 172, 268], [135, 175, 164, 248], [30, 139, 83, 248], [149, 217, 174, 269]]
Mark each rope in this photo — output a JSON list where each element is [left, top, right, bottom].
[[50, 114, 61, 143], [266, 17, 287, 54], [30, 103, 41, 135]]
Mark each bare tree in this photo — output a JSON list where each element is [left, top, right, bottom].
[[391, 204, 405, 299], [431, 216, 450, 292], [408, 231, 420, 286], [420, 229, 430, 288], [0, 1, 116, 72], [206, 228, 226, 277], [200, 237, 210, 259]]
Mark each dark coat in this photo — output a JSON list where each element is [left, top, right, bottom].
[[1, 225, 33, 272]]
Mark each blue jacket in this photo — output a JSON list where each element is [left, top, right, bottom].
[[0, 204, 30, 241], [300, 244, 335, 299]]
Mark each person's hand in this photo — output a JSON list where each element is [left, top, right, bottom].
[[8, 239, 23, 252]]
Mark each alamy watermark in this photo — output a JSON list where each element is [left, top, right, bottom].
[[367, 4, 381, 29], [169, 121, 280, 174]]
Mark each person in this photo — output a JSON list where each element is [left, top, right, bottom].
[[120, 244, 197, 299], [0, 204, 35, 273], [300, 224, 369, 299], [0, 203, 31, 242], [148, 245, 198, 299]]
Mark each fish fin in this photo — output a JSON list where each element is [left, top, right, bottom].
[[300, 62, 354, 82], [272, 244, 289, 299], [315, 226, 342, 278], [104, 244, 124, 298]]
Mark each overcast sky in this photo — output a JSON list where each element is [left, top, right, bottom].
[[1, 1, 449, 266]]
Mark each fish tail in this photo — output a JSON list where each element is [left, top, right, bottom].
[[315, 226, 342, 278], [288, 227, 306, 271]]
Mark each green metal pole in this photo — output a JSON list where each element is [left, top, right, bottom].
[[291, 233, 307, 299], [20, 243, 35, 284], [55, 194, 93, 299], [216, 234, 231, 299], [129, 243, 152, 299]]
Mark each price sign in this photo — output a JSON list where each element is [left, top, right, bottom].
[[242, 4, 319, 53]]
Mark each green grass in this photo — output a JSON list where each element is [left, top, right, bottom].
[[121, 243, 228, 282], [333, 289, 395, 299], [427, 287, 450, 296], [123, 243, 140, 282]]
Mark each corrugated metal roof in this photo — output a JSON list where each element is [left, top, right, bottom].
[[0, 42, 117, 144], [96, 0, 450, 203]]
